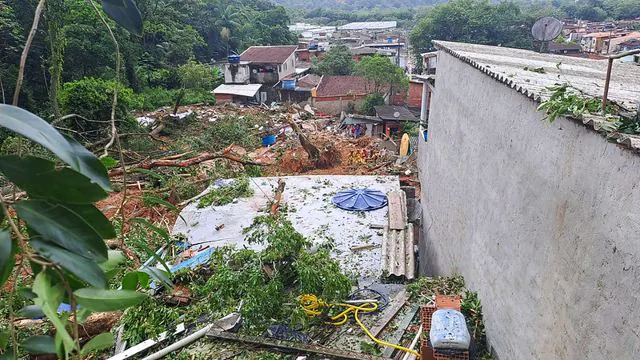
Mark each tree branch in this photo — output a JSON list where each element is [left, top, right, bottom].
[[13, 0, 46, 106]]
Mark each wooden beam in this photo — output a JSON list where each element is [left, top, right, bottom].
[[369, 289, 408, 338], [206, 330, 384, 360], [381, 305, 419, 358]]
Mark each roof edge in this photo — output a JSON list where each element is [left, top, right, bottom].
[[432, 40, 640, 154]]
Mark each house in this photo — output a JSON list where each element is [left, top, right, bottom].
[[581, 31, 629, 53], [548, 42, 582, 55], [421, 52, 437, 75], [311, 75, 373, 115], [279, 74, 321, 103], [337, 21, 397, 31], [213, 84, 264, 104], [240, 45, 298, 84], [374, 105, 418, 138], [420, 40, 640, 360], [604, 32, 640, 54]]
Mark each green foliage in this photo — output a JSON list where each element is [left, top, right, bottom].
[[537, 83, 615, 123], [359, 93, 385, 115], [178, 61, 223, 91], [407, 275, 467, 303], [59, 77, 139, 140], [197, 177, 253, 208], [314, 44, 355, 76], [188, 114, 262, 152], [410, 0, 534, 55], [0, 104, 146, 358], [122, 214, 353, 339], [133, 88, 216, 111], [355, 54, 408, 95]]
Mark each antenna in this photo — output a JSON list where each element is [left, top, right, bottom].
[[531, 17, 563, 53]]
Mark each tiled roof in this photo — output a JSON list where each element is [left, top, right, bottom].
[[297, 74, 322, 89], [240, 46, 298, 64], [315, 76, 372, 97], [374, 105, 418, 121], [433, 40, 640, 152]]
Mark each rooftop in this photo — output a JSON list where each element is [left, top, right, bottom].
[[240, 45, 298, 64], [375, 105, 418, 122], [172, 175, 401, 279], [315, 75, 372, 97], [338, 21, 397, 31], [433, 41, 640, 112], [213, 84, 262, 97], [296, 74, 322, 89]]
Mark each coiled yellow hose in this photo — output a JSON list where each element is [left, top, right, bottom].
[[299, 294, 420, 357]]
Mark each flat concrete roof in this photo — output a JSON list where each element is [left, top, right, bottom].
[[172, 175, 401, 280], [338, 21, 397, 31], [434, 40, 640, 111]]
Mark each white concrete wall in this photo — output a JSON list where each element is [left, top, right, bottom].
[[418, 50, 640, 360], [278, 52, 297, 80]]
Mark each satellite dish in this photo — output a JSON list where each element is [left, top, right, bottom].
[[393, 111, 400, 118], [531, 17, 563, 41]]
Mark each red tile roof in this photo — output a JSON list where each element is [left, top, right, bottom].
[[240, 46, 298, 64], [315, 76, 372, 97]]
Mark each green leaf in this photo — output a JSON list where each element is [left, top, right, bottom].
[[30, 240, 107, 289], [32, 273, 75, 352], [80, 333, 114, 355], [74, 288, 147, 312], [130, 217, 169, 241], [101, 0, 143, 36], [142, 266, 173, 288], [100, 156, 119, 170], [64, 203, 116, 240], [137, 195, 180, 214], [99, 250, 125, 273], [21, 336, 56, 354], [0, 230, 15, 287], [16, 200, 108, 261], [0, 331, 8, 349], [17, 305, 44, 319], [0, 105, 111, 191], [121, 271, 150, 290], [0, 156, 108, 204]]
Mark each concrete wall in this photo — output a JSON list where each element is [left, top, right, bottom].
[[311, 96, 366, 115], [418, 50, 640, 360]]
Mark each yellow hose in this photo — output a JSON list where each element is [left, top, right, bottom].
[[299, 294, 420, 357]]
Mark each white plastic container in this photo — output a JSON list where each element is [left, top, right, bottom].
[[429, 309, 471, 350]]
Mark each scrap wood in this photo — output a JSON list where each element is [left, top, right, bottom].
[[108, 146, 268, 176], [270, 179, 286, 215], [350, 244, 382, 252], [369, 289, 408, 338], [382, 305, 419, 358], [207, 330, 385, 360]]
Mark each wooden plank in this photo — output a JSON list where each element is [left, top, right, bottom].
[[206, 330, 384, 360], [369, 289, 408, 338], [405, 224, 415, 280], [388, 191, 407, 230], [382, 305, 419, 358]]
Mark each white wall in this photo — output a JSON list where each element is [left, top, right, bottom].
[[278, 52, 297, 80], [418, 50, 640, 360]]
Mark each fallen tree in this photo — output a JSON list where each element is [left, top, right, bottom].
[[108, 145, 268, 176]]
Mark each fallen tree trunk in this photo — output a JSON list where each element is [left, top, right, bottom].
[[270, 179, 286, 215], [286, 115, 320, 163], [108, 146, 267, 177]]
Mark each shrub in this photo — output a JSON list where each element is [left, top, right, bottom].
[[133, 88, 216, 111], [59, 77, 139, 139], [359, 93, 385, 115]]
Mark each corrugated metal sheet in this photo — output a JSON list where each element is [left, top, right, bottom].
[[381, 223, 415, 280], [213, 84, 262, 98], [338, 21, 397, 31]]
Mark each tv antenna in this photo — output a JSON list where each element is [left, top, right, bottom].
[[531, 17, 563, 53]]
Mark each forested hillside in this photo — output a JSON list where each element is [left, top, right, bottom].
[[274, 0, 443, 10], [0, 0, 295, 116]]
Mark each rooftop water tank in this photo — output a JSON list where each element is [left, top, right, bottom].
[[228, 55, 241, 64]]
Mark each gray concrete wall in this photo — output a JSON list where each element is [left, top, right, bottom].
[[418, 50, 640, 360]]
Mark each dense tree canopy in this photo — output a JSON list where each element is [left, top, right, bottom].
[[313, 45, 355, 76], [0, 0, 296, 115]]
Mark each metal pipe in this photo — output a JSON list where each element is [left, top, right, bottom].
[[141, 324, 214, 360], [420, 81, 428, 121], [601, 57, 614, 112], [401, 325, 423, 360]]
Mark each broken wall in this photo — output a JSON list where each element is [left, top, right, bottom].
[[418, 50, 640, 359]]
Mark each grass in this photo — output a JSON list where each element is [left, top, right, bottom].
[[197, 177, 253, 208]]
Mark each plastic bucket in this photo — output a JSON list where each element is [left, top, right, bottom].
[[262, 135, 277, 147]]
